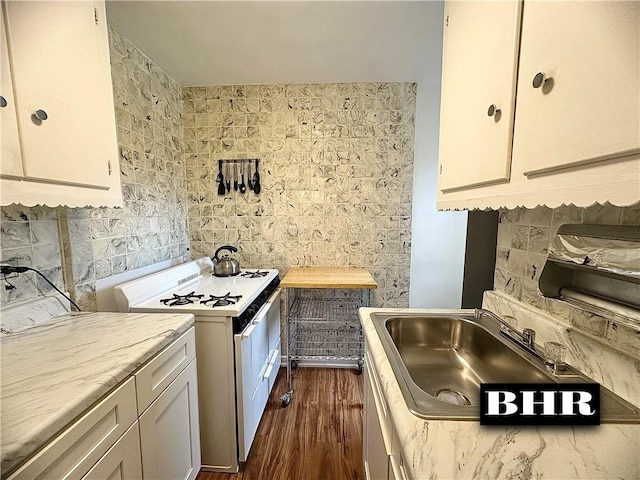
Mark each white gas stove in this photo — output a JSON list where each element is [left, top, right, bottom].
[[114, 257, 282, 473], [114, 257, 279, 325]]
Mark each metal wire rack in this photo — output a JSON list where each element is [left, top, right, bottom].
[[288, 298, 364, 360], [279, 268, 377, 407]]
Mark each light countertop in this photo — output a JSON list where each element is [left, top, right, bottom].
[[0, 311, 194, 475], [359, 307, 640, 479], [280, 267, 377, 289]]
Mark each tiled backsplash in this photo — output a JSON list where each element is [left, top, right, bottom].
[[183, 83, 416, 307], [0, 27, 190, 310], [0, 207, 62, 305], [495, 202, 640, 359]]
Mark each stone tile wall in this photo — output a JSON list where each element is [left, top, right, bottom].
[[0, 27, 189, 311], [0, 207, 62, 305], [495, 202, 640, 359], [183, 83, 416, 307]]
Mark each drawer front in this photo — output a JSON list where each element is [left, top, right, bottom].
[[135, 327, 196, 414], [82, 422, 142, 480], [7, 377, 137, 480]]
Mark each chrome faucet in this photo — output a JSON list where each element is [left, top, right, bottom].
[[498, 321, 538, 353]]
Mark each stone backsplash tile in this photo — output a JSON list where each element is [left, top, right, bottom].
[[184, 82, 416, 307], [494, 202, 640, 360]]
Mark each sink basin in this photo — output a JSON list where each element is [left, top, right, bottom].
[[370, 310, 640, 422]]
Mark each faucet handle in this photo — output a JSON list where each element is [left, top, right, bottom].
[[544, 341, 567, 371]]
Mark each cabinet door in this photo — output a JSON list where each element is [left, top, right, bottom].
[[363, 364, 389, 480], [515, 1, 640, 176], [139, 360, 201, 480], [438, 0, 522, 191], [4, 1, 117, 188], [83, 422, 142, 480], [0, 3, 23, 177]]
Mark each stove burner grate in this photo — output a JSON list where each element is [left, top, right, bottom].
[[241, 270, 268, 278], [160, 292, 204, 306], [201, 292, 243, 308]]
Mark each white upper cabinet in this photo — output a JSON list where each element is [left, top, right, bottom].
[[438, 0, 522, 192], [437, 0, 640, 210], [0, 4, 22, 177], [0, 0, 122, 208], [514, 1, 640, 176]]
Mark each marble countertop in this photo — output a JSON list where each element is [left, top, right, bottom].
[[0, 311, 195, 475], [359, 307, 640, 480]]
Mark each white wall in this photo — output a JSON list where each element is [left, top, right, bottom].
[[409, 4, 468, 308]]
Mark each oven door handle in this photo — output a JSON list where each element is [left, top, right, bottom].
[[252, 287, 281, 323], [241, 287, 281, 338], [242, 322, 257, 339]]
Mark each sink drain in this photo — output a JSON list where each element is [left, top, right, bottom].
[[434, 388, 471, 406]]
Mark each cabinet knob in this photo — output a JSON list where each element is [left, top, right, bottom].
[[34, 109, 48, 121], [487, 104, 501, 117], [0, 96, 6, 108], [532, 72, 550, 89]]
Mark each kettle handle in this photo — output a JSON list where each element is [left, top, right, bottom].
[[213, 245, 238, 260]]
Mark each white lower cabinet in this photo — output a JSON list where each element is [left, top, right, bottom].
[[6, 327, 200, 480], [83, 422, 143, 480], [139, 359, 201, 480], [364, 351, 412, 480], [364, 362, 389, 480], [7, 377, 138, 480]]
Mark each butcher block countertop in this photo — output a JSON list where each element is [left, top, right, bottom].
[[280, 267, 378, 289], [0, 311, 194, 476]]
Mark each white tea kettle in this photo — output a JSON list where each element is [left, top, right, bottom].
[[212, 245, 240, 277]]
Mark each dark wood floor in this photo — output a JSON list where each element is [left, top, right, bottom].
[[197, 367, 365, 480]]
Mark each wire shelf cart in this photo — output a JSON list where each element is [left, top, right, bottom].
[[279, 267, 377, 407]]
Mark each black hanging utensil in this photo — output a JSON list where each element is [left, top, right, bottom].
[[225, 162, 231, 192], [217, 160, 225, 196], [239, 160, 247, 193], [253, 159, 261, 194], [233, 161, 238, 191], [248, 159, 254, 191]]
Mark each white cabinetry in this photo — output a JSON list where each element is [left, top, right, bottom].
[[437, 0, 640, 210], [0, 0, 122, 208], [6, 328, 200, 480], [0, 4, 21, 177], [136, 327, 200, 480], [364, 358, 389, 480], [83, 423, 143, 480], [438, 0, 521, 191], [7, 378, 139, 480], [514, 1, 640, 176], [363, 351, 412, 480], [139, 360, 200, 480]]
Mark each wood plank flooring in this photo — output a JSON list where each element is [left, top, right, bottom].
[[197, 367, 364, 480]]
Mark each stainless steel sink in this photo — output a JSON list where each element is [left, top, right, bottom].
[[370, 310, 640, 422]]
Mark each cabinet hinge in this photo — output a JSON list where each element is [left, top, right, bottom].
[[94, 7, 99, 25], [446, 15, 449, 27], [439, 165, 443, 174], [108, 160, 112, 176]]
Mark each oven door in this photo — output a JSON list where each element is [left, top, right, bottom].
[[233, 288, 281, 462]]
